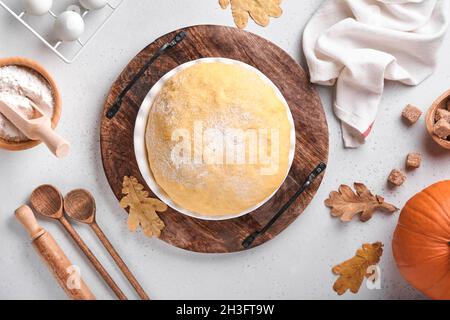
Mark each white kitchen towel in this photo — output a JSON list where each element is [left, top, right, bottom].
[[303, 0, 449, 148]]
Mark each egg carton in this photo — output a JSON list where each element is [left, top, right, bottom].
[[0, 0, 124, 63]]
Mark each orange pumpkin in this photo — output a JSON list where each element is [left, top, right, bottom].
[[392, 181, 450, 300]]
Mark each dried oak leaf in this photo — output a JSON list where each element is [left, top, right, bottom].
[[219, 0, 283, 29], [332, 242, 383, 295], [324, 183, 398, 222], [120, 176, 167, 238]]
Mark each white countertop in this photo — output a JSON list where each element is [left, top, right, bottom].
[[1, 0, 448, 300]]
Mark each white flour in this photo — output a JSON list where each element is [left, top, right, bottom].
[[0, 65, 55, 142]]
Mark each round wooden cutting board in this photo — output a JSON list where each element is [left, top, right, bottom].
[[100, 25, 329, 253]]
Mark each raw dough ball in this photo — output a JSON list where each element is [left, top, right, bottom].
[[146, 62, 292, 216], [24, 0, 52, 16], [54, 11, 85, 42], [79, 0, 108, 10]]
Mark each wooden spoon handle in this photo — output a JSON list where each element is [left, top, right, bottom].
[[59, 217, 128, 300], [91, 222, 150, 300]]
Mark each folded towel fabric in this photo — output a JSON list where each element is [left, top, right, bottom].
[[303, 0, 449, 148]]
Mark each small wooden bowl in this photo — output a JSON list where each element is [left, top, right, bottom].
[[0, 57, 62, 151], [426, 89, 450, 150]]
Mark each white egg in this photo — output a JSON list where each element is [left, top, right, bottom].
[[54, 11, 85, 42], [24, 0, 53, 16], [79, 0, 108, 10]]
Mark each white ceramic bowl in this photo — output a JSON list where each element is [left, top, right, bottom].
[[134, 58, 296, 221]]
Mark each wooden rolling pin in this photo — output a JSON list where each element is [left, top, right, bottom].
[[15, 205, 95, 300]]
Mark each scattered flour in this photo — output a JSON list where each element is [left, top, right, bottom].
[[0, 65, 55, 142]]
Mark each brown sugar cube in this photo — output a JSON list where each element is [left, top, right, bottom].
[[433, 119, 450, 139], [402, 104, 422, 125], [388, 169, 406, 187], [406, 153, 422, 169], [435, 108, 450, 123], [447, 99, 450, 111]]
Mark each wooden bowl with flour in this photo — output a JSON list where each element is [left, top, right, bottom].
[[0, 57, 62, 151]]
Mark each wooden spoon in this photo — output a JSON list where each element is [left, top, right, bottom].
[[64, 189, 150, 300], [30, 185, 127, 300], [0, 100, 70, 157]]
